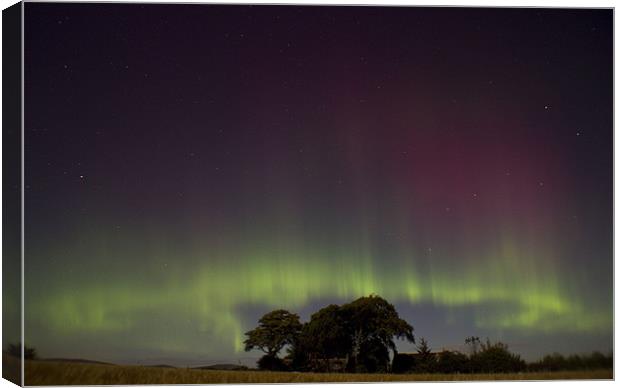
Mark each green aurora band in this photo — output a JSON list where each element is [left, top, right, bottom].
[[26, 231, 611, 360]]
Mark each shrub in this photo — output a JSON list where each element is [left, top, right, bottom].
[[470, 340, 525, 373], [257, 355, 288, 371], [391, 353, 416, 374], [436, 350, 468, 374]]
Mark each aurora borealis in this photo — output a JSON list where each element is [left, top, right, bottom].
[[22, 4, 612, 366]]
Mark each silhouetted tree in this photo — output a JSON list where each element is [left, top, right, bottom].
[[358, 337, 391, 373], [464, 336, 482, 372], [436, 350, 468, 374], [414, 337, 436, 373], [584, 351, 612, 370], [250, 296, 414, 373], [285, 323, 312, 371], [340, 295, 414, 373], [6, 343, 37, 360], [529, 352, 565, 371], [244, 309, 302, 370], [465, 336, 481, 355], [292, 304, 351, 372]]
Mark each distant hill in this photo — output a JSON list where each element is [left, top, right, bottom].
[[193, 363, 249, 371], [42, 358, 115, 365], [39, 358, 248, 370]]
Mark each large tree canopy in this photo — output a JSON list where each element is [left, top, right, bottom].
[[243, 309, 302, 358], [245, 296, 415, 372], [289, 304, 352, 371], [341, 295, 414, 372], [305, 304, 351, 359]]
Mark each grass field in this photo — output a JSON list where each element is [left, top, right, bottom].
[[15, 358, 612, 385]]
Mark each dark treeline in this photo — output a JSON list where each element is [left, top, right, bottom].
[[244, 295, 612, 374], [6, 343, 38, 360], [392, 336, 527, 374], [527, 351, 613, 372], [393, 337, 612, 374]]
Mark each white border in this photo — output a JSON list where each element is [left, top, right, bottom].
[[0, 1, 615, 388]]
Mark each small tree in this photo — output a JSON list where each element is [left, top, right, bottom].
[[465, 336, 481, 355], [7, 343, 37, 360], [464, 336, 482, 372], [414, 337, 436, 373], [244, 309, 302, 369]]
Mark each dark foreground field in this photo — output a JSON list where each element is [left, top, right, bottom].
[[14, 358, 612, 385]]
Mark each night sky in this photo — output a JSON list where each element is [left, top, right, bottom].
[[23, 4, 612, 366]]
